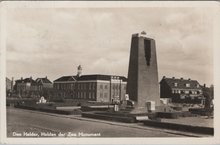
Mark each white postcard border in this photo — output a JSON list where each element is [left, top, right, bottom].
[[0, 1, 220, 144]]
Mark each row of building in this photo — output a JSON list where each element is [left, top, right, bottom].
[[6, 66, 127, 102], [6, 65, 212, 104]]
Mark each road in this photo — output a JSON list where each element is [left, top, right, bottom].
[[7, 107, 190, 137]]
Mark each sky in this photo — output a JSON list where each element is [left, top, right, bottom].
[[5, 7, 214, 86]]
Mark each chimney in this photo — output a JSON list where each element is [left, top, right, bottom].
[[163, 76, 166, 79], [180, 77, 183, 80], [30, 76, 32, 79], [21, 77, 23, 80], [204, 84, 206, 87], [172, 77, 175, 79], [188, 78, 191, 81], [45, 76, 47, 79]]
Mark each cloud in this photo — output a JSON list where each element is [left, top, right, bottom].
[[5, 7, 214, 85]]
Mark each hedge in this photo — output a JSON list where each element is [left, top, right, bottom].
[[143, 120, 214, 135]]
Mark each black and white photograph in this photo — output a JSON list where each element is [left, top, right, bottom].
[[0, 1, 220, 144]]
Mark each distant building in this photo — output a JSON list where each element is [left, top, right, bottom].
[[160, 76, 204, 104], [6, 77, 12, 92], [6, 77, 14, 97], [36, 76, 53, 91], [14, 77, 39, 97], [53, 65, 127, 102], [53, 75, 77, 99]]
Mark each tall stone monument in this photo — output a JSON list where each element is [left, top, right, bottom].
[[126, 31, 160, 113]]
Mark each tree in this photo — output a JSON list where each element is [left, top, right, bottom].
[[202, 84, 214, 117]]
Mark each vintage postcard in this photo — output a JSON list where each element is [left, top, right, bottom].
[[0, 1, 220, 144]]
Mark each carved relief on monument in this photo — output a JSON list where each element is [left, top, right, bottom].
[[144, 39, 151, 66]]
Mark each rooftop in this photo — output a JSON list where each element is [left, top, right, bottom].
[[54, 74, 127, 82], [160, 77, 201, 89], [36, 77, 52, 84]]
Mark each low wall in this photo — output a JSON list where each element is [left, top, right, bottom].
[[143, 120, 213, 135], [156, 111, 197, 119], [82, 112, 136, 123], [14, 104, 81, 115], [81, 105, 114, 112]]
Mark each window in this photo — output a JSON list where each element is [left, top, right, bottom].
[[186, 83, 190, 87], [174, 83, 178, 87], [105, 85, 108, 89], [81, 83, 84, 90], [84, 92, 86, 99], [185, 90, 189, 94], [100, 93, 103, 98], [93, 83, 96, 89], [92, 93, 95, 99], [89, 83, 91, 90], [104, 93, 108, 98], [100, 85, 103, 89]]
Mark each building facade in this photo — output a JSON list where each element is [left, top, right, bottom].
[[160, 76, 204, 104], [36, 76, 53, 91], [6, 77, 12, 92], [6, 77, 14, 97], [14, 77, 38, 91], [53, 74, 127, 102], [53, 76, 77, 99], [14, 77, 53, 98]]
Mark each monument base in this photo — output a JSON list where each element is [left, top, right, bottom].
[[123, 100, 159, 114]]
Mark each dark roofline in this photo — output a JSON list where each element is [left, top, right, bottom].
[[15, 77, 38, 85], [78, 74, 127, 82], [161, 76, 201, 89], [54, 74, 127, 82], [36, 77, 52, 84], [54, 75, 77, 82], [161, 76, 198, 82]]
